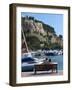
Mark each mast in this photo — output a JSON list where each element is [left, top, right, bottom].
[[21, 28, 29, 53]]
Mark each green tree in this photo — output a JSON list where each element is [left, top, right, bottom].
[[26, 36, 41, 51], [59, 35, 63, 39]]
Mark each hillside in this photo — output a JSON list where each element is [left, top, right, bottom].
[[21, 16, 63, 51]]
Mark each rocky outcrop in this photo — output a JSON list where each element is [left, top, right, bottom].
[[21, 16, 63, 50]]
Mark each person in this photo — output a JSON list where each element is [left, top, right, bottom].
[[43, 58, 48, 63], [49, 59, 51, 62], [46, 58, 48, 61]]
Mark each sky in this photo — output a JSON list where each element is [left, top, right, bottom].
[[21, 12, 63, 36]]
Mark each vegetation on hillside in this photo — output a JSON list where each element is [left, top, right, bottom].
[[21, 16, 63, 51]]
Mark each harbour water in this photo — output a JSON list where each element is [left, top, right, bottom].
[[32, 55, 63, 71], [22, 50, 63, 72], [47, 55, 63, 70], [21, 55, 63, 77]]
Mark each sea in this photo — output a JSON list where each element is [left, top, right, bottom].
[[47, 55, 63, 70], [33, 55, 63, 70]]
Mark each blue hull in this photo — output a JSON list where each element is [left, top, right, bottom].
[[22, 66, 34, 72]]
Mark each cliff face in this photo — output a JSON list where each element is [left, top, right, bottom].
[[22, 17, 46, 35], [21, 16, 63, 50]]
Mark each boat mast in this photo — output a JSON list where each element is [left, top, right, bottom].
[[21, 28, 29, 53]]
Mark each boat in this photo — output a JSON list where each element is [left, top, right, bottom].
[[58, 50, 63, 55], [44, 50, 57, 56], [21, 52, 45, 72], [45, 52, 56, 56]]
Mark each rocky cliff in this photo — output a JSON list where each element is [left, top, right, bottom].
[[21, 16, 63, 51]]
